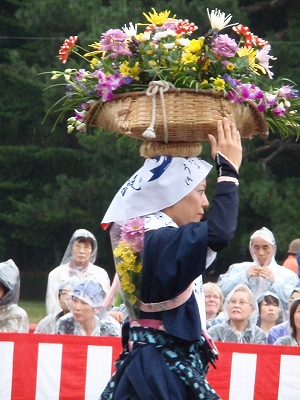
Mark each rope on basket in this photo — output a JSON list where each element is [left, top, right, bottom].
[[142, 81, 175, 142]]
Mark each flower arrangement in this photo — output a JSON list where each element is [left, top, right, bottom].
[[46, 8, 300, 139], [110, 217, 144, 319]]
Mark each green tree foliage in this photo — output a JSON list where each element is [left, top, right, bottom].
[[0, 0, 300, 289]]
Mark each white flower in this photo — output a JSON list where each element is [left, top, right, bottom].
[[207, 8, 233, 31], [163, 43, 176, 49], [177, 38, 190, 46], [51, 73, 61, 80], [141, 32, 151, 41], [122, 22, 137, 36], [67, 125, 75, 134], [152, 29, 176, 41]]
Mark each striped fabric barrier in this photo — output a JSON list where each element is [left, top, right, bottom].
[[1, 333, 300, 400]]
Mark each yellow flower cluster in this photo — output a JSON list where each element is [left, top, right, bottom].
[[113, 241, 143, 305]]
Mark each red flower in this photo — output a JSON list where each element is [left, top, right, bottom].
[[232, 24, 251, 36], [175, 20, 198, 35], [58, 36, 78, 64]]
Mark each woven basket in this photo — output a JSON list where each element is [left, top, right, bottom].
[[87, 89, 268, 139]]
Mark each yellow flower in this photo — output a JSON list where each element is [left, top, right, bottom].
[[119, 61, 131, 76], [116, 262, 127, 276], [126, 283, 136, 294], [226, 63, 235, 71], [122, 250, 136, 265], [120, 272, 131, 286], [133, 262, 143, 273], [237, 47, 265, 75], [213, 77, 226, 91], [142, 8, 175, 26], [113, 242, 127, 258], [129, 295, 138, 305], [184, 38, 204, 54], [181, 51, 199, 65]]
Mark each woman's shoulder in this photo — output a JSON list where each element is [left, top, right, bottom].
[[274, 335, 295, 345]]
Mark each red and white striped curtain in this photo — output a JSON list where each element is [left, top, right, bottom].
[[1, 333, 300, 400]]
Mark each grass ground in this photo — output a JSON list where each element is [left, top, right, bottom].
[[19, 300, 46, 324]]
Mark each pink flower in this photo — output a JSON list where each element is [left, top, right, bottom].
[[99, 29, 132, 59], [213, 34, 239, 58], [277, 85, 292, 98], [272, 103, 286, 117], [121, 217, 144, 252], [256, 45, 276, 79]]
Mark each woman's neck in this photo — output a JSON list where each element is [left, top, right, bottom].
[[81, 316, 95, 336], [259, 320, 276, 334], [206, 311, 217, 320], [230, 319, 248, 332]]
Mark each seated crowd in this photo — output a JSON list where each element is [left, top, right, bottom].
[[1, 228, 300, 346]]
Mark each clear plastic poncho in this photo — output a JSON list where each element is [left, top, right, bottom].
[[0, 259, 29, 332], [61, 229, 98, 265], [208, 284, 266, 343]]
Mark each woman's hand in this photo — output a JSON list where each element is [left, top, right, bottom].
[[208, 117, 242, 172]]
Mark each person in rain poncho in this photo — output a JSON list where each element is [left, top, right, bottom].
[[46, 229, 110, 315], [256, 291, 285, 338], [0, 259, 29, 332], [55, 279, 120, 336], [274, 297, 300, 346], [217, 227, 298, 311], [208, 284, 266, 343], [99, 118, 242, 400], [35, 277, 80, 334], [268, 287, 300, 344]]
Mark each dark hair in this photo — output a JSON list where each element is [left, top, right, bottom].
[[289, 298, 300, 338], [258, 294, 279, 311], [257, 294, 281, 326]]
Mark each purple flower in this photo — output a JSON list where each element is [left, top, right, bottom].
[[223, 74, 237, 87], [99, 29, 132, 59], [277, 85, 292, 98], [213, 34, 239, 58], [93, 70, 125, 101], [272, 103, 286, 117]]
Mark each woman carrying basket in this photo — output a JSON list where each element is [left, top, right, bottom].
[[100, 117, 242, 400]]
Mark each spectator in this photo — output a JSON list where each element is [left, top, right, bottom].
[[208, 284, 266, 343], [274, 298, 300, 346], [0, 259, 29, 332], [203, 282, 224, 329], [217, 227, 298, 311], [282, 238, 300, 275], [268, 288, 300, 344], [256, 291, 284, 337], [46, 229, 110, 315], [35, 277, 79, 334], [55, 279, 121, 336]]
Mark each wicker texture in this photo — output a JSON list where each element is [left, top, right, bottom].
[[87, 89, 269, 142], [140, 141, 203, 158]]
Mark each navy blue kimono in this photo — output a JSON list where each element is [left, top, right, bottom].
[[100, 171, 239, 399]]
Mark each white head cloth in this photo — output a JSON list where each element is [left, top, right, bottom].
[[102, 156, 212, 224]]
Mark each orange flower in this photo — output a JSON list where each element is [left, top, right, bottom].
[[58, 36, 78, 64]]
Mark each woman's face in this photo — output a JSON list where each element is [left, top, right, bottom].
[[71, 239, 93, 266], [162, 179, 209, 226], [71, 296, 95, 324], [228, 291, 254, 323], [293, 303, 300, 332], [205, 291, 221, 318], [259, 300, 280, 324], [251, 237, 274, 266]]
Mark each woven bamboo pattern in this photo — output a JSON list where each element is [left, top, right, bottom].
[[87, 89, 269, 142]]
